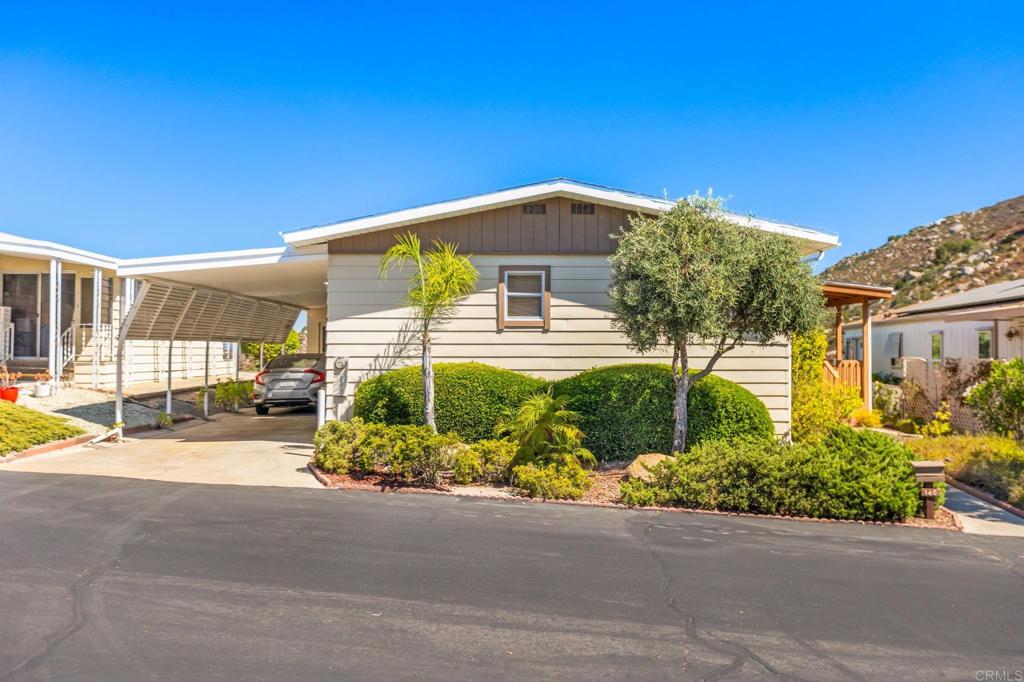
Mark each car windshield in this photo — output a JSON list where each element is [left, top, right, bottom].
[[267, 355, 320, 370]]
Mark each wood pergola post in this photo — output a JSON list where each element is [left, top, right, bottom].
[[862, 300, 872, 410], [834, 306, 843, 363]]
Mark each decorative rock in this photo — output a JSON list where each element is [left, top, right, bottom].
[[626, 453, 673, 482]]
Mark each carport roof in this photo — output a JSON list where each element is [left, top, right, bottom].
[[123, 278, 301, 343]]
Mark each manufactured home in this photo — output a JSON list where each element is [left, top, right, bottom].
[[843, 278, 1024, 378], [12, 179, 871, 434]]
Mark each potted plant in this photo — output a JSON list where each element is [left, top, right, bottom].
[[0, 365, 21, 403], [33, 371, 53, 397]]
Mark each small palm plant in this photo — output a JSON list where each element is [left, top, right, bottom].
[[379, 233, 479, 431], [497, 391, 596, 469]]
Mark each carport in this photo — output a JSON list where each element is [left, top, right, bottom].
[[111, 245, 328, 440], [113, 277, 304, 437]]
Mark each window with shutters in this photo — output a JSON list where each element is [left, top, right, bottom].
[[497, 265, 550, 330]]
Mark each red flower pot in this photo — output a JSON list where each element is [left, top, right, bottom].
[[0, 386, 19, 403]]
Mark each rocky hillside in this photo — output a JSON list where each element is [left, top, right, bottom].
[[821, 195, 1024, 312]]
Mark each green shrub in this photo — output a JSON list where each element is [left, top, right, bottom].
[[511, 459, 592, 500], [552, 364, 773, 460], [312, 417, 463, 486], [452, 438, 516, 485], [354, 362, 546, 442], [242, 329, 301, 367], [965, 359, 1024, 440], [791, 331, 861, 443], [0, 401, 85, 456], [214, 379, 253, 412], [621, 427, 922, 521], [313, 419, 362, 474], [909, 435, 1024, 509], [386, 425, 462, 487]]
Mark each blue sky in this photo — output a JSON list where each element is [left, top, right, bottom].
[[1, 2, 1022, 270]]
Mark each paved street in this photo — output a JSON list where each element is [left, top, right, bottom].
[[1, 471, 1022, 681]]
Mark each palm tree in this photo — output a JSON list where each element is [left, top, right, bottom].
[[378, 233, 478, 430], [497, 391, 596, 469]]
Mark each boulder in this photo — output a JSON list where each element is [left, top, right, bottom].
[[626, 453, 673, 483]]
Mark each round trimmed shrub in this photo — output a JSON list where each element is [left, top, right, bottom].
[[552, 363, 774, 460], [353, 362, 547, 442]]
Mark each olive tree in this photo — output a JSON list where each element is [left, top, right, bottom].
[[379, 233, 479, 430], [609, 195, 824, 453]]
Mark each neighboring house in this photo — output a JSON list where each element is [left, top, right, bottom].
[[0, 231, 237, 387], [843, 278, 1024, 378], [278, 179, 841, 434]]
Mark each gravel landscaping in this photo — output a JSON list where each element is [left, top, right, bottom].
[[17, 386, 176, 434]]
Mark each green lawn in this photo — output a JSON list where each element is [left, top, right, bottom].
[[0, 400, 86, 456]]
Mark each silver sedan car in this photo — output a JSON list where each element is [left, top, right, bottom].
[[252, 353, 326, 415]]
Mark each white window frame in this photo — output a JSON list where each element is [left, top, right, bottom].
[[503, 269, 546, 322], [977, 328, 993, 359], [929, 331, 943, 363]]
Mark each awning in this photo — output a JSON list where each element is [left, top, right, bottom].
[[123, 278, 301, 344]]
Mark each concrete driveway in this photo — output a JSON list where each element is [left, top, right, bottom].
[[2, 408, 320, 488]]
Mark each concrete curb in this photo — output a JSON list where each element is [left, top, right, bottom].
[[946, 476, 1024, 521], [0, 434, 96, 463], [1, 414, 196, 464], [307, 462, 960, 531]]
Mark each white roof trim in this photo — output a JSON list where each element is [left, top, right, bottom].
[[0, 231, 121, 269], [281, 178, 840, 250], [117, 244, 327, 276]]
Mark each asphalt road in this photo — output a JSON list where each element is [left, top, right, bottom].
[[1, 471, 1022, 681]]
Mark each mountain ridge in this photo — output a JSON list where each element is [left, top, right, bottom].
[[820, 194, 1024, 313]]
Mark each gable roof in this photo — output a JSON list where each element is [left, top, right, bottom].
[[281, 178, 840, 252], [881, 277, 1024, 320]]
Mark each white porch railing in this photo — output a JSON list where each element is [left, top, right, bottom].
[[0, 322, 13, 364], [79, 323, 115, 361], [59, 326, 75, 375]]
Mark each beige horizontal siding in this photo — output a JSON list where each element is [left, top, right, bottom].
[[73, 340, 235, 388], [325, 254, 792, 434]]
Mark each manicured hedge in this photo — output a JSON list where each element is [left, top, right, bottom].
[[552, 364, 774, 460], [620, 426, 922, 521], [353, 362, 546, 442], [0, 401, 85, 456]]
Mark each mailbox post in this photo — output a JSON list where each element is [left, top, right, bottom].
[[912, 460, 945, 519]]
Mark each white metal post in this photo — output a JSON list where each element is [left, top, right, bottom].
[[92, 268, 101, 389], [47, 259, 60, 389], [166, 339, 174, 414], [259, 343, 264, 370], [203, 340, 210, 418], [235, 340, 240, 381], [317, 386, 327, 429]]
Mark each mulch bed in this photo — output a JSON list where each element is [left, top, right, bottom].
[[309, 462, 962, 530]]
